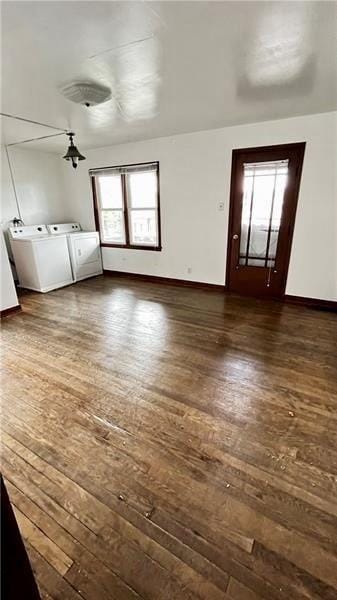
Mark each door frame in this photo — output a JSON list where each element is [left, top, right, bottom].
[[225, 142, 306, 297]]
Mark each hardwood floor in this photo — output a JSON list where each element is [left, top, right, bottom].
[[1, 275, 337, 600]]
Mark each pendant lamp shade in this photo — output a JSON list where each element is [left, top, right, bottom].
[[63, 132, 86, 169]]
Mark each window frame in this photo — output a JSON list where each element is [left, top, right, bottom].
[[91, 161, 162, 251]]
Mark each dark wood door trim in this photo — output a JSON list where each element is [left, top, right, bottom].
[[225, 142, 306, 297]]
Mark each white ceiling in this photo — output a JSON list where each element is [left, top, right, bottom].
[[1, 1, 337, 152]]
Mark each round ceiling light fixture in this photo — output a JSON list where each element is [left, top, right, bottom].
[[60, 81, 111, 107]]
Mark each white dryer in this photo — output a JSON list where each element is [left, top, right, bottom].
[[9, 225, 73, 293], [47, 223, 102, 282]]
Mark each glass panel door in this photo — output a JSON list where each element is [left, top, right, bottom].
[[227, 142, 305, 298], [239, 160, 289, 267]]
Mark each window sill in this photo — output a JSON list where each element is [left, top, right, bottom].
[[101, 243, 162, 252]]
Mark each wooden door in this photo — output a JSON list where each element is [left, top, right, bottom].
[[226, 143, 305, 298]]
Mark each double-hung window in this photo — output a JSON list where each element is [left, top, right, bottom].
[[91, 162, 161, 250]]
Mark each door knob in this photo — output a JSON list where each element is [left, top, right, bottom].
[[232, 234, 239, 240]]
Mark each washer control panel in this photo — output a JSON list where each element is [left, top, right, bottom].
[[47, 223, 82, 234], [9, 225, 49, 239]]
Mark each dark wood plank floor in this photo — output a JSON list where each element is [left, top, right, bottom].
[[1, 275, 337, 600]]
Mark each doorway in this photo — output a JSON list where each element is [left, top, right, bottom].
[[226, 143, 305, 298]]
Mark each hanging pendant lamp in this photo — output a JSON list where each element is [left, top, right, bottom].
[[63, 132, 86, 169]]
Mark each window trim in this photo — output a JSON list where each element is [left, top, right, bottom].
[[91, 161, 162, 251]]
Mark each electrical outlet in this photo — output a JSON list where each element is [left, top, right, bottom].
[[187, 267, 192, 274], [218, 202, 225, 211]]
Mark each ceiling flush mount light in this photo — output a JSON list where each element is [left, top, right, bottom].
[[63, 132, 86, 169], [60, 81, 111, 107]]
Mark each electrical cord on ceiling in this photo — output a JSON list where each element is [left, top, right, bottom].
[[1, 112, 70, 223], [5, 145, 23, 224], [1, 111, 86, 171], [6, 131, 66, 148], [0, 112, 68, 132]]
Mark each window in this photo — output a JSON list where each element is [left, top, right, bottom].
[[91, 162, 161, 250]]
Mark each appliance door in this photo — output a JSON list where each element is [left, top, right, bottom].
[[10, 240, 40, 291], [68, 233, 102, 281], [33, 237, 73, 292]]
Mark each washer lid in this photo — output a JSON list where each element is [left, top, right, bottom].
[[9, 224, 49, 239], [48, 222, 81, 234]]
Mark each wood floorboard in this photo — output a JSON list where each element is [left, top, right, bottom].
[[1, 275, 337, 599]]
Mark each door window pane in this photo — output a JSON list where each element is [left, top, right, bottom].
[[239, 160, 288, 267], [129, 209, 157, 245], [101, 210, 125, 243], [98, 175, 123, 209], [240, 174, 253, 264], [128, 172, 157, 208]]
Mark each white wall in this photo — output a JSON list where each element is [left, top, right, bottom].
[[1, 144, 75, 283], [1, 145, 73, 230], [65, 111, 336, 301], [1, 232, 19, 310]]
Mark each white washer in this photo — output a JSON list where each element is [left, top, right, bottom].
[[47, 223, 102, 282], [9, 225, 73, 293]]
